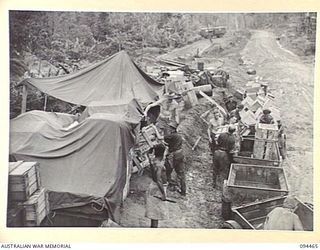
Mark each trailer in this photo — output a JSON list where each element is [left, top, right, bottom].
[[222, 196, 313, 231], [233, 136, 282, 166], [225, 163, 289, 206]]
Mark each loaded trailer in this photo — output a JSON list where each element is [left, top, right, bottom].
[[222, 196, 313, 230]]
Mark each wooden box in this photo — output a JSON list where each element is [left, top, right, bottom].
[[232, 196, 313, 230], [255, 123, 278, 140], [253, 139, 280, 161], [241, 96, 254, 107], [21, 188, 49, 226], [250, 99, 264, 113], [239, 110, 256, 126], [141, 125, 162, 149], [8, 162, 40, 202], [234, 88, 246, 100], [227, 164, 289, 205], [182, 82, 198, 106]]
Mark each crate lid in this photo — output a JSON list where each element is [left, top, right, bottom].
[[9, 162, 38, 175], [9, 161, 24, 173]]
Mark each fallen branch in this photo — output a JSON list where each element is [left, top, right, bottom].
[[198, 90, 228, 117]]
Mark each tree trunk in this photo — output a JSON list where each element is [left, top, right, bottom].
[[21, 85, 27, 113]]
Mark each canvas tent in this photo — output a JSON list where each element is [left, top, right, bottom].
[[21, 50, 164, 107], [10, 108, 141, 225], [10, 51, 162, 226]]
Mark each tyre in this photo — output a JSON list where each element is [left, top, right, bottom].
[[221, 220, 242, 229]]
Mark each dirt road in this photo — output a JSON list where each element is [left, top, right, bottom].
[[240, 30, 314, 203], [158, 39, 212, 60]]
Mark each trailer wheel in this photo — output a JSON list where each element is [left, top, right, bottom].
[[221, 220, 242, 229]]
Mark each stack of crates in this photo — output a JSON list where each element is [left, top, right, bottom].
[[253, 123, 279, 161], [8, 161, 49, 227]]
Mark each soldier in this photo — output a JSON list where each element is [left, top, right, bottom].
[[229, 104, 244, 123], [201, 108, 225, 159], [224, 94, 237, 113], [163, 121, 186, 196], [145, 144, 169, 228], [260, 109, 275, 124], [213, 125, 237, 186]]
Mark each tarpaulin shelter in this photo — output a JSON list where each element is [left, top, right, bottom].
[[10, 51, 162, 226], [9, 109, 142, 226], [20, 50, 164, 108]]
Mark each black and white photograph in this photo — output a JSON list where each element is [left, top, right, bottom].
[[7, 11, 315, 231]]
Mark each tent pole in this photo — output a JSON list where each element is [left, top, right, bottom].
[[164, 78, 168, 93], [21, 84, 27, 114], [44, 94, 48, 111]]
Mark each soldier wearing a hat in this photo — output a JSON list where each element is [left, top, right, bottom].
[[223, 93, 237, 113], [229, 103, 244, 123], [260, 108, 275, 124], [163, 121, 186, 196], [212, 125, 237, 186]]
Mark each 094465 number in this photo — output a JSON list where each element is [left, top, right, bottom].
[[300, 244, 318, 249]]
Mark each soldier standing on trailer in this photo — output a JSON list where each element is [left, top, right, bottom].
[[259, 109, 275, 124]]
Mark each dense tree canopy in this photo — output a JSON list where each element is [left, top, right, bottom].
[[9, 11, 314, 118]]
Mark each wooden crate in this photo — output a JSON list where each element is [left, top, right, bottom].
[[255, 123, 278, 140], [227, 164, 289, 206], [253, 139, 280, 161], [8, 162, 40, 202], [234, 88, 246, 100], [239, 110, 256, 126], [250, 99, 264, 113], [241, 96, 254, 107], [141, 125, 162, 149], [182, 82, 198, 106], [231, 196, 313, 230], [21, 188, 49, 227]]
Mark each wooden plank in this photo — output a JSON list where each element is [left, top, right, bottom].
[[264, 141, 278, 160], [253, 140, 265, 159], [198, 90, 227, 117], [9, 161, 24, 173]]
